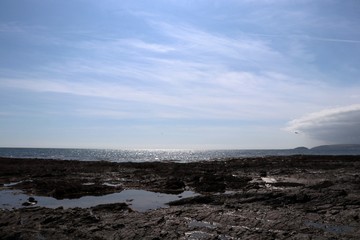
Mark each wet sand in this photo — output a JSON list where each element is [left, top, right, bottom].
[[1, 155, 360, 239]]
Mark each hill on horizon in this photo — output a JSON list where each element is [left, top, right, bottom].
[[311, 144, 360, 151]]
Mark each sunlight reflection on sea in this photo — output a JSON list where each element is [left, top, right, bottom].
[[0, 147, 360, 162]]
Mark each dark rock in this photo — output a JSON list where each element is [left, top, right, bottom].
[[91, 203, 130, 212], [193, 175, 226, 193], [270, 182, 305, 188], [224, 175, 252, 189], [160, 177, 186, 194], [260, 171, 267, 177], [22, 197, 38, 206], [308, 180, 334, 190], [168, 195, 214, 206], [22, 201, 32, 206], [1, 156, 360, 239]]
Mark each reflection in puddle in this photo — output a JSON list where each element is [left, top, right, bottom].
[[305, 221, 355, 234], [0, 189, 198, 212], [82, 182, 95, 186], [188, 218, 217, 229], [3, 180, 33, 187], [261, 177, 277, 183], [102, 182, 122, 187], [185, 231, 213, 239]]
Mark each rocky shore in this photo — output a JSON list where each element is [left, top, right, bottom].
[[1, 155, 360, 239]]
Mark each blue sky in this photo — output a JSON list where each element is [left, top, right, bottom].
[[1, 0, 360, 149]]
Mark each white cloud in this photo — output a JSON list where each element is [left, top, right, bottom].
[[154, 22, 285, 66], [124, 39, 176, 52], [0, 67, 331, 122], [0, 22, 25, 33], [292, 35, 360, 44], [0, 112, 11, 116], [286, 104, 360, 144], [0, 22, 46, 33]]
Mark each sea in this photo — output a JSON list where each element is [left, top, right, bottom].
[[1, 147, 360, 163]]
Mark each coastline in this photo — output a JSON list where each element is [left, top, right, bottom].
[[1, 155, 360, 239]]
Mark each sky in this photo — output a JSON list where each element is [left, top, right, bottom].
[[0, 0, 360, 149]]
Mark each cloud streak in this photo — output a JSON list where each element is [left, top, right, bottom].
[[295, 35, 360, 44]]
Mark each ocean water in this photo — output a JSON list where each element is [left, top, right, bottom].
[[0, 147, 360, 162]]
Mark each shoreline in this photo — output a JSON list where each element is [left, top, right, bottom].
[[1, 156, 360, 239]]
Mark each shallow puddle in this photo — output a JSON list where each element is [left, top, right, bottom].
[[185, 231, 214, 239], [261, 177, 277, 183], [305, 221, 355, 234], [0, 188, 198, 212], [188, 219, 217, 229]]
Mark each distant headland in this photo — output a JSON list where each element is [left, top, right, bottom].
[[294, 144, 360, 152]]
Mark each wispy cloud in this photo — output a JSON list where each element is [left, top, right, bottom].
[[300, 35, 360, 44], [153, 22, 284, 66], [256, 33, 360, 45], [1, 67, 344, 122], [0, 22, 50, 38], [0, 22, 47, 33], [0, 111, 11, 116], [0, 22, 25, 33], [124, 39, 176, 52], [1, 19, 359, 123]]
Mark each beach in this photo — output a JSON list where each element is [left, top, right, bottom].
[[1, 155, 360, 239]]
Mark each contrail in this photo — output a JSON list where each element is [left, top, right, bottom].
[[242, 31, 360, 44], [303, 36, 360, 44]]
